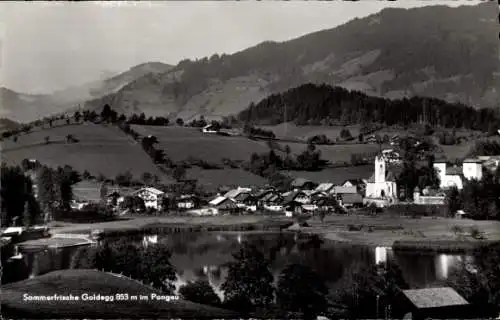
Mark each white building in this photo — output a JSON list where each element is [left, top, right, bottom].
[[433, 158, 483, 190], [132, 187, 165, 210], [365, 154, 398, 201]]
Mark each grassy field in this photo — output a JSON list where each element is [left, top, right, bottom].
[[131, 125, 272, 163], [280, 165, 373, 184], [282, 142, 388, 163], [0, 269, 237, 318], [305, 215, 500, 248], [186, 167, 267, 190], [1, 124, 169, 182], [260, 123, 362, 141]]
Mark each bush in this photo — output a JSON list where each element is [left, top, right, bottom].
[[469, 226, 486, 240]]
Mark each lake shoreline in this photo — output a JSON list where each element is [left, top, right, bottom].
[[47, 214, 500, 253]]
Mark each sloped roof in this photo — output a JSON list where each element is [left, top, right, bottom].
[[223, 187, 251, 199], [133, 187, 165, 196], [402, 287, 469, 309], [209, 196, 227, 206], [233, 192, 252, 202], [291, 178, 312, 188], [463, 158, 482, 163], [282, 191, 307, 204], [315, 183, 334, 192], [343, 179, 365, 186]]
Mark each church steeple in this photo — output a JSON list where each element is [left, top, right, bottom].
[[375, 154, 386, 183]]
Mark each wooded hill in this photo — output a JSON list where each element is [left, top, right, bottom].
[[237, 83, 500, 133]]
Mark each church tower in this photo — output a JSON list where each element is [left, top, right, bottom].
[[375, 154, 386, 183]]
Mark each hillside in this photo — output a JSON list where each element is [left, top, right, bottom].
[[0, 269, 237, 319], [238, 83, 500, 132], [84, 3, 497, 120], [0, 123, 171, 183], [130, 125, 270, 188], [1, 62, 173, 123], [0, 118, 21, 132]]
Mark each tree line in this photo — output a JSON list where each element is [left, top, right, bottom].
[[237, 83, 500, 132], [446, 167, 500, 221], [1, 162, 79, 227]]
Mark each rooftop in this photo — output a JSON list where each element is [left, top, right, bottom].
[[402, 287, 469, 309]]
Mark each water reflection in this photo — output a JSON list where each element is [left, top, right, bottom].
[[13, 231, 473, 296], [434, 254, 472, 280]]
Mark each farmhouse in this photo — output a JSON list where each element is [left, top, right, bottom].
[[342, 179, 367, 195], [433, 158, 483, 190], [209, 196, 238, 212], [223, 187, 252, 200], [132, 187, 165, 211], [282, 190, 310, 204], [365, 154, 399, 203]]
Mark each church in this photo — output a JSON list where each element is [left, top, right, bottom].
[[365, 154, 399, 202]]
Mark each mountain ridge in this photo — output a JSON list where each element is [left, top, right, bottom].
[[1, 62, 173, 123], [83, 2, 497, 120]]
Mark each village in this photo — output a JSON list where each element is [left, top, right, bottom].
[[46, 148, 498, 220]]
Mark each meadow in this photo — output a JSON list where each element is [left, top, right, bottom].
[[0, 269, 236, 318], [131, 125, 273, 163], [280, 165, 373, 185], [186, 167, 267, 190], [1, 124, 168, 182]]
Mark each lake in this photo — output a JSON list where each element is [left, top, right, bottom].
[[12, 231, 472, 298]]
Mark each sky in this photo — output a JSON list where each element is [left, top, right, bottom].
[[0, 1, 482, 94]]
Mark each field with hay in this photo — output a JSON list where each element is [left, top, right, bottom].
[[131, 125, 273, 163], [1, 124, 168, 181], [0, 269, 237, 319]]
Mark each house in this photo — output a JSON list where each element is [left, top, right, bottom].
[[282, 190, 310, 205], [132, 187, 165, 211], [332, 185, 358, 195], [433, 158, 483, 190], [201, 124, 219, 133], [342, 179, 367, 195], [284, 200, 304, 217], [338, 193, 363, 208], [254, 189, 282, 207], [290, 178, 317, 191], [71, 180, 106, 210], [224, 187, 252, 201], [176, 195, 200, 210], [209, 196, 238, 212], [365, 154, 399, 204], [401, 287, 475, 320], [314, 197, 339, 212]]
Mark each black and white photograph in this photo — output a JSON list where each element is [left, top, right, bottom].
[[0, 0, 499, 319]]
